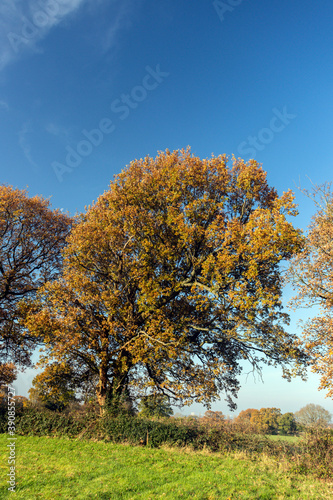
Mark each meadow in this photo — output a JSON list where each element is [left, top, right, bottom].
[[1, 435, 333, 499]]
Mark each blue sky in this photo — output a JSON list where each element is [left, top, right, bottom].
[[1, 0, 333, 415]]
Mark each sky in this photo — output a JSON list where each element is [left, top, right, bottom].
[[1, 0, 333, 416]]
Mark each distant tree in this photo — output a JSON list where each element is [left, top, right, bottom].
[[235, 408, 259, 424], [200, 410, 225, 429], [278, 412, 298, 435], [288, 183, 333, 397], [294, 404, 332, 428], [0, 185, 71, 375], [138, 394, 173, 418], [233, 408, 260, 432], [202, 410, 225, 421], [251, 407, 282, 434], [23, 149, 307, 415]]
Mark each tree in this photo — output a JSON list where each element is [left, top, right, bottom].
[[0, 186, 71, 377], [24, 148, 307, 414], [288, 183, 333, 398], [294, 403, 332, 428], [0, 362, 17, 385], [251, 407, 282, 435], [278, 412, 297, 435], [202, 410, 225, 421], [28, 363, 79, 411], [200, 410, 225, 430], [234, 408, 260, 431], [28, 360, 100, 411], [138, 394, 173, 418]]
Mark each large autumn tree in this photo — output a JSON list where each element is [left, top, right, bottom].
[[25, 149, 307, 414], [288, 183, 333, 398], [0, 186, 71, 381]]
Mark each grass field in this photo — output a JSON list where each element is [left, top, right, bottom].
[[1, 435, 332, 499]]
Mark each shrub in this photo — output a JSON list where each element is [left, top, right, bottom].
[[295, 428, 333, 478], [102, 414, 198, 448]]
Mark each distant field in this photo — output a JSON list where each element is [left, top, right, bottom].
[[1, 435, 332, 499]]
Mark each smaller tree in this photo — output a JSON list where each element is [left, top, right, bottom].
[[294, 404, 332, 428], [234, 408, 260, 432], [278, 412, 298, 435], [202, 410, 225, 421], [28, 363, 78, 411], [138, 394, 173, 418], [251, 408, 282, 435], [200, 410, 225, 430], [0, 185, 71, 369], [288, 183, 333, 398]]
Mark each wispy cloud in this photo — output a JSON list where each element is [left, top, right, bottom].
[[100, 1, 135, 54], [18, 122, 39, 172], [0, 0, 88, 71], [0, 1, 140, 71], [45, 121, 71, 138], [0, 100, 9, 110]]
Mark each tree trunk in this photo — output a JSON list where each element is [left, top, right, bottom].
[[96, 361, 108, 416]]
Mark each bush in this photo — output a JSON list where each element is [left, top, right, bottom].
[[0, 400, 25, 434], [102, 414, 198, 448], [295, 429, 333, 478], [0, 404, 101, 438]]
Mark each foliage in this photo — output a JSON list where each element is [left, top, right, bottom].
[[104, 390, 137, 417], [4, 405, 100, 438], [103, 414, 198, 448], [0, 362, 17, 385], [28, 363, 79, 411], [138, 393, 173, 418], [24, 149, 306, 413], [233, 408, 260, 432], [0, 185, 71, 370], [278, 412, 298, 435], [250, 407, 282, 435], [294, 403, 332, 428], [234, 407, 298, 435], [288, 183, 333, 397], [296, 428, 333, 478]]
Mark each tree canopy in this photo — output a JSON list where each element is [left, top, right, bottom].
[[294, 403, 332, 428], [288, 183, 333, 398], [0, 185, 71, 379], [24, 149, 307, 413]]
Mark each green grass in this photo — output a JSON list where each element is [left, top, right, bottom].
[[1, 435, 332, 499]]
